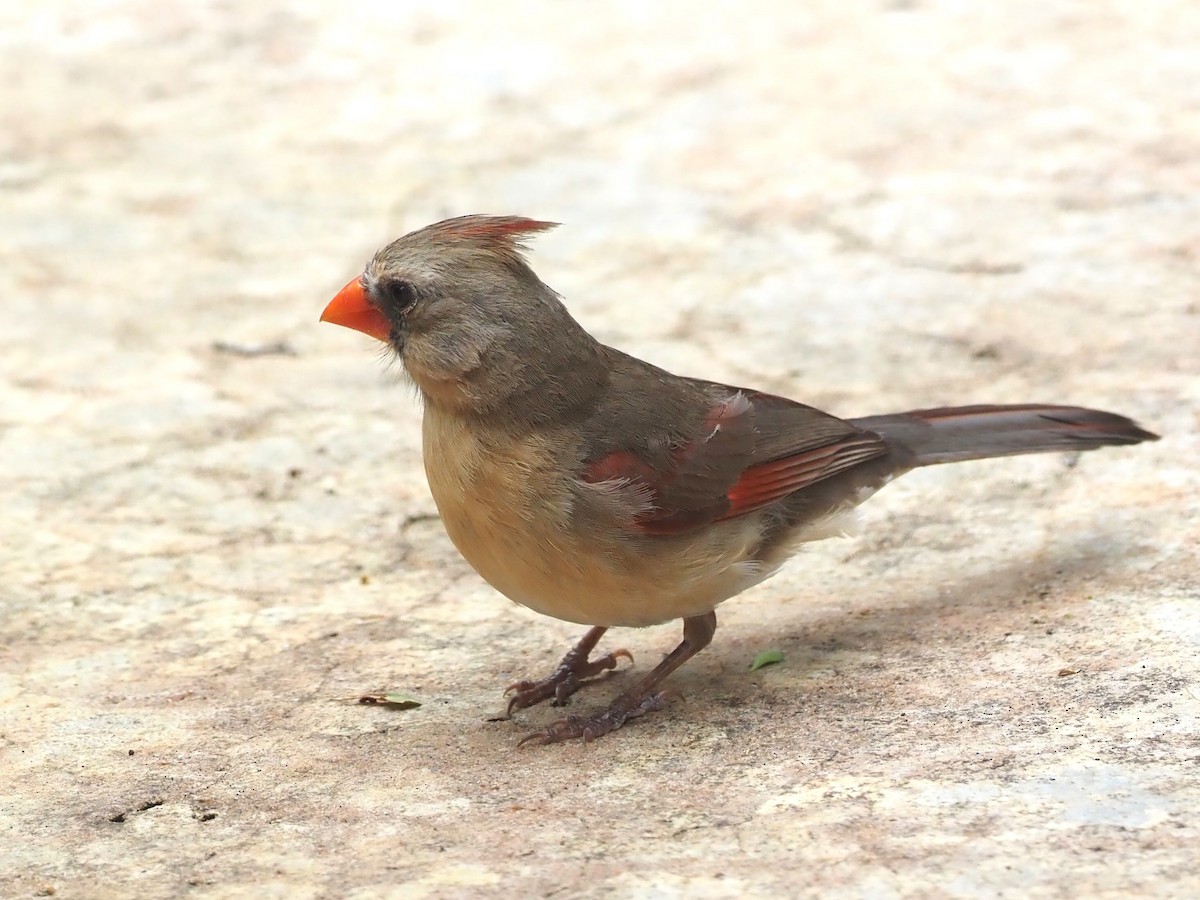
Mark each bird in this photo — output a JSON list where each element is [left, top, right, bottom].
[[320, 214, 1159, 745]]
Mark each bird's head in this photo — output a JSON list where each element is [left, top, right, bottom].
[[322, 215, 596, 414]]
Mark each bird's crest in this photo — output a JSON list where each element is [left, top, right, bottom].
[[421, 215, 558, 257]]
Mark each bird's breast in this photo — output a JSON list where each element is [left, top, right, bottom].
[[420, 406, 769, 627], [422, 407, 596, 618]]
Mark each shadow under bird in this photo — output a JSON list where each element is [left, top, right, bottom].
[[320, 215, 1158, 745]]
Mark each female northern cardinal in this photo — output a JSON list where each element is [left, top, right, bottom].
[[321, 215, 1158, 744]]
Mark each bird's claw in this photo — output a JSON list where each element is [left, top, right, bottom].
[[504, 648, 633, 716], [517, 689, 672, 746]]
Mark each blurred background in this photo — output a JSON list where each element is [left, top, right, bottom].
[[2, 1, 1197, 896]]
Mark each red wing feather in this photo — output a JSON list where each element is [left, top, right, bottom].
[[581, 392, 889, 536], [721, 434, 886, 520]]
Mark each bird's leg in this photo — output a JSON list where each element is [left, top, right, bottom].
[[519, 612, 717, 745], [505, 626, 632, 715]]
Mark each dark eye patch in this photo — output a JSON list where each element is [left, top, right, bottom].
[[376, 279, 417, 315]]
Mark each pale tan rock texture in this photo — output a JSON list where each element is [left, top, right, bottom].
[[1, 2, 1197, 897]]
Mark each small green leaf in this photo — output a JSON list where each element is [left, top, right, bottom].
[[750, 649, 783, 671]]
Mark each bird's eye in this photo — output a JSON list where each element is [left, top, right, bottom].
[[377, 279, 417, 315]]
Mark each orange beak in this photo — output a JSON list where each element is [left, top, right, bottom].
[[320, 277, 392, 343]]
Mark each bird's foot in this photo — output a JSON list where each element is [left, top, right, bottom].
[[517, 690, 673, 746], [504, 636, 632, 715], [513, 613, 715, 746]]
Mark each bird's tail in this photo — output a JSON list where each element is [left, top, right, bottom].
[[848, 404, 1159, 467]]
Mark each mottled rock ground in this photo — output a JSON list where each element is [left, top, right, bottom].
[[2, 2, 1197, 897]]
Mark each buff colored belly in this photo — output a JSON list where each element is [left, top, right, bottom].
[[421, 408, 771, 627]]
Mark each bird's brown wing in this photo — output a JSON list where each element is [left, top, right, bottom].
[[582, 388, 890, 535]]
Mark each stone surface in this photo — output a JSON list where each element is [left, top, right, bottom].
[[2, 1, 1197, 897]]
